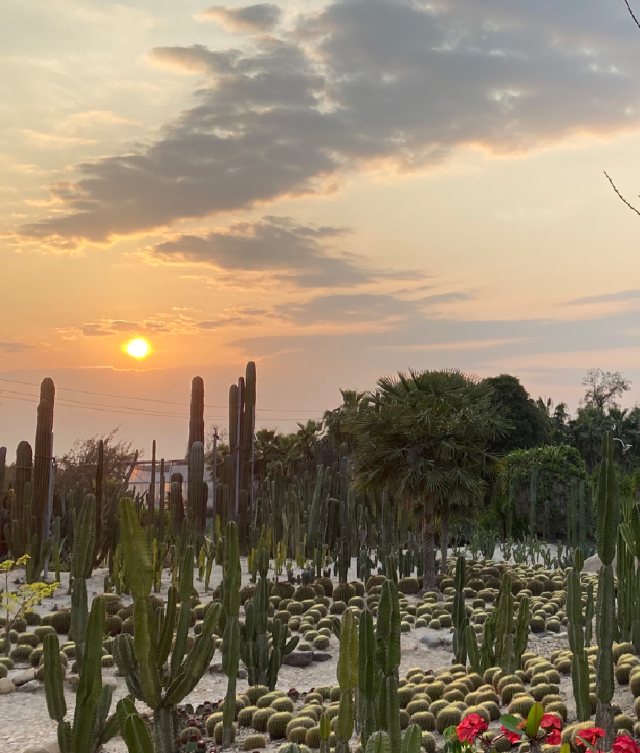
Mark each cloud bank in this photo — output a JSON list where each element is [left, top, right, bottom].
[[16, 0, 640, 248]]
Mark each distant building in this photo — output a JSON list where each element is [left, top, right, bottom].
[[128, 459, 214, 509]]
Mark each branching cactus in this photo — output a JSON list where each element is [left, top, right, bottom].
[[358, 609, 377, 748], [376, 579, 402, 753], [451, 555, 468, 666], [114, 497, 221, 753], [44, 597, 118, 753], [595, 431, 617, 747], [336, 608, 358, 753], [568, 548, 590, 721], [241, 546, 298, 689]]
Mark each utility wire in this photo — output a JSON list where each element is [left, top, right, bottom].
[[0, 377, 322, 414], [0, 391, 322, 422]]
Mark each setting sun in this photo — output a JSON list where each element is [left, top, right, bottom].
[[125, 338, 150, 359]]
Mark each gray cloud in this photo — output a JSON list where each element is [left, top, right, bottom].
[[17, 0, 640, 246], [200, 4, 282, 32], [569, 289, 640, 305], [273, 291, 470, 325], [146, 216, 369, 287], [59, 318, 183, 338], [0, 341, 32, 353]]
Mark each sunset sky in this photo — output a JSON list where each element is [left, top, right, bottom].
[[3, 0, 640, 460]]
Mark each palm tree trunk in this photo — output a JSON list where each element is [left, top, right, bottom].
[[422, 494, 436, 591], [440, 502, 449, 575]]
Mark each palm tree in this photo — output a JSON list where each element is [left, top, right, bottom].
[[323, 389, 366, 453], [346, 369, 509, 590]]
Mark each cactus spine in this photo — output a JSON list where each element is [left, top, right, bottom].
[[595, 431, 617, 746], [567, 548, 590, 721], [451, 555, 468, 666]]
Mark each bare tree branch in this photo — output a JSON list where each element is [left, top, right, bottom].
[[604, 171, 640, 217], [624, 0, 640, 31]]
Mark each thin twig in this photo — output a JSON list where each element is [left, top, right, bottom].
[[604, 171, 640, 217], [623, 0, 640, 31]]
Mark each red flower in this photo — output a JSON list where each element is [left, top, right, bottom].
[[457, 713, 488, 743], [540, 714, 562, 745], [501, 727, 522, 744], [577, 727, 605, 748], [613, 736, 640, 753]]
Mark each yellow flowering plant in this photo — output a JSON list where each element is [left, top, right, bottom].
[[1, 555, 58, 654]]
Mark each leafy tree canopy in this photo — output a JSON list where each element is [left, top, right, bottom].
[[484, 374, 551, 454]]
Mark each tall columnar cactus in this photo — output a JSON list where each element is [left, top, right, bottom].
[[336, 609, 358, 753], [71, 494, 97, 672], [228, 383, 239, 519], [222, 521, 242, 747], [92, 439, 104, 567], [452, 555, 468, 666], [376, 579, 402, 753], [32, 382, 54, 536], [158, 457, 165, 542], [170, 480, 184, 536], [585, 580, 595, 648], [529, 465, 538, 537], [358, 609, 377, 748], [0, 446, 6, 502], [147, 439, 156, 529], [189, 376, 205, 450], [338, 454, 350, 584], [241, 548, 298, 688], [567, 549, 591, 722], [595, 431, 617, 746], [241, 362, 256, 518], [44, 597, 118, 753], [467, 573, 529, 675], [188, 441, 205, 535], [15, 440, 32, 512], [114, 497, 221, 753]]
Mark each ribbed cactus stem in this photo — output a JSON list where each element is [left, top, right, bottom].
[[376, 580, 401, 753], [188, 376, 205, 450], [187, 441, 204, 535], [568, 549, 590, 721], [358, 609, 377, 748], [336, 609, 358, 753], [452, 555, 468, 665], [595, 431, 617, 747]]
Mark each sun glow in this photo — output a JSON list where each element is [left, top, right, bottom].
[[125, 338, 150, 359]]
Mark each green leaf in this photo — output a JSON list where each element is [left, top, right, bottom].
[[525, 702, 544, 739], [498, 715, 523, 736]]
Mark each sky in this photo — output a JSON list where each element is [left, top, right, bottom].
[[3, 0, 640, 461]]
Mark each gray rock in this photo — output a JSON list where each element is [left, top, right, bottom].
[[0, 677, 15, 694], [282, 651, 314, 668], [65, 675, 80, 691], [13, 669, 36, 686], [420, 631, 444, 648], [237, 668, 248, 680], [441, 633, 454, 647], [102, 676, 118, 690], [17, 679, 41, 693], [209, 662, 223, 673], [312, 652, 332, 662]]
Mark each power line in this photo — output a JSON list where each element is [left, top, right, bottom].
[[0, 377, 323, 414], [0, 391, 322, 422]]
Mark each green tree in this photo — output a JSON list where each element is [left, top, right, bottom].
[[346, 369, 509, 590], [55, 429, 136, 494], [323, 389, 366, 453], [581, 369, 630, 410], [484, 375, 551, 454]]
